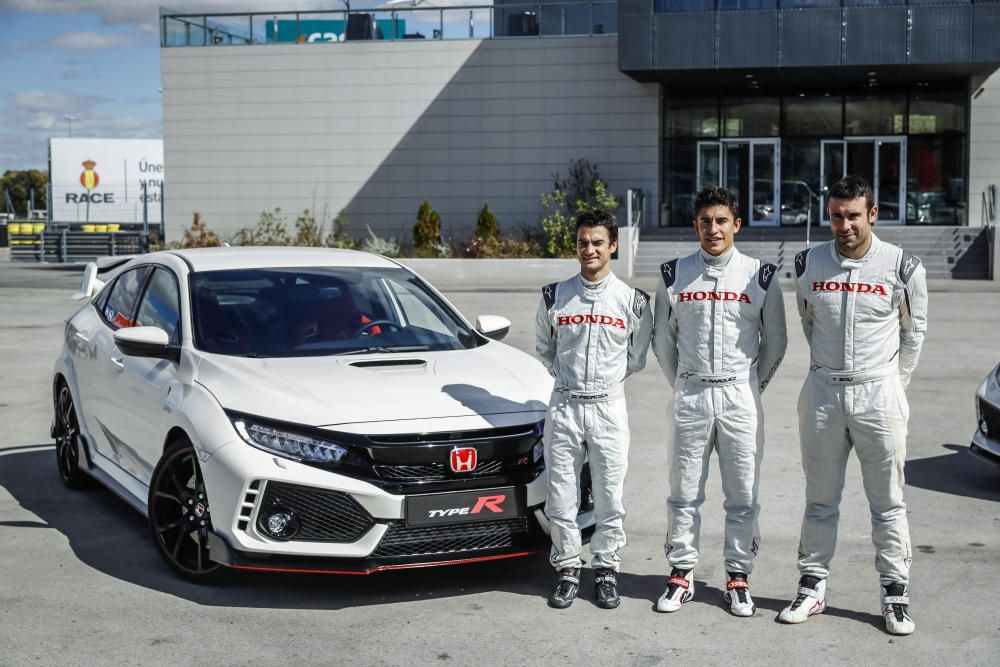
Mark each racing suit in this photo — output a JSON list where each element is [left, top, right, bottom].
[[652, 246, 787, 574], [793, 234, 928, 586], [535, 272, 653, 572]]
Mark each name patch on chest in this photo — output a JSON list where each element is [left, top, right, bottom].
[[812, 281, 888, 296], [557, 314, 627, 329], [679, 291, 752, 304]]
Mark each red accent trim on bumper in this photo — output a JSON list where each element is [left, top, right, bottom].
[[226, 550, 542, 576]]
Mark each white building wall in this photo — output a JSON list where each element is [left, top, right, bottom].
[[160, 36, 660, 242], [969, 68, 1000, 228]]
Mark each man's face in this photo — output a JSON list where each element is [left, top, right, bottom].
[[693, 204, 741, 256], [828, 196, 876, 255], [576, 224, 616, 275]]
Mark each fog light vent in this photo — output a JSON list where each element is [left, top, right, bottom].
[[980, 418, 990, 436]]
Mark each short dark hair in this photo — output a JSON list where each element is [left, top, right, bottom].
[[828, 175, 874, 210], [575, 210, 618, 243], [693, 186, 739, 219]]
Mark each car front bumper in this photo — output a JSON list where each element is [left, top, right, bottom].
[[200, 438, 596, 572], [971, 372, 1000, 466]]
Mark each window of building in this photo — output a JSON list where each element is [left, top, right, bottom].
[[718, 0, 777, 9], [666, 97, 719, 138], [783, 94, 843, 136], [780, 139, 822, 226], [722, 97, 780, 137], [653, 0, 714, 11], [845, 93, 906, 135], [907, 135, 966, 225], [909, 91, 966, 135], [662, 141, 698, 226]]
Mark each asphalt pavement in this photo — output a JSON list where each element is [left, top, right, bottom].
[[0, 254, 998, 666]]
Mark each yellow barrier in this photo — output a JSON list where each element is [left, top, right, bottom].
[[8, 223, 20, 234], [82, 224, 96, 233], [107, 224, 121, 232], [32, 223, 45, 233], [94, 224, 108, 233]]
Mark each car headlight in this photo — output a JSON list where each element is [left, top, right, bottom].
[[993, 363, 1000, 388], [232, 417, 348, 464]]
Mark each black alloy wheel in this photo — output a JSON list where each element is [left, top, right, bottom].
[[148, 439, 227, 583], [55, 383, 89, 489]]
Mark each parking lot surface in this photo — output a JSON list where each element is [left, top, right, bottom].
[[0, 257, 997, 666]]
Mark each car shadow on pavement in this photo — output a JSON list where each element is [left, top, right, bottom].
[[0, 448, 557, 610], [904, 444, 1000, 502]]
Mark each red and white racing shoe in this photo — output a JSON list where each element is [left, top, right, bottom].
[[778, 576, 827, 624]]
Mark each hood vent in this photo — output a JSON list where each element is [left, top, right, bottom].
[[349, 359, 427, 369]]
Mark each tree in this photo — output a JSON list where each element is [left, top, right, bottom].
[[413, 200, 442, 253], [1, 170, 48, 217], [475, 203, 499, 242]]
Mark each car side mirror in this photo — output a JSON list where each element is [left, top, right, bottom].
[[476, 315, 510, 341], [114, 326, 180, 363]]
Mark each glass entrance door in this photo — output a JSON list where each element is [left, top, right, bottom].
[[697, 139, 779, 226], [820, 137, 906, 225]]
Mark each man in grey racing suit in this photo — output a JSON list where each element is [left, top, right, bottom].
[[535, 210, 653, 610], [778, 175, 928, 636], [652, 186, 787, 617]]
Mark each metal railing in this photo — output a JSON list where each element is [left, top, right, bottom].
[[8, 224, 150, 263], [983, 184, 996, 280], [160, 3, 617, 47]]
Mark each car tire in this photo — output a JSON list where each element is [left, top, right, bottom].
[[54, 382, 91, 490], [148, 438, 229, 584]]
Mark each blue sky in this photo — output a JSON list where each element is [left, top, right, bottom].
[[0, 0, 418, 174]]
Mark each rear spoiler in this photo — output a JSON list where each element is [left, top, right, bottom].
[[72, 256, 136, 301], [72, 263, 104, 301]]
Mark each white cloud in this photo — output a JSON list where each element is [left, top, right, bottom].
[[0, 90, 161, 171], [14, 90, 106, 112], [48, 31, 135, 50]]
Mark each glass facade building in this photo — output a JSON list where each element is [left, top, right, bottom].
[[662, 86, 968, 226]]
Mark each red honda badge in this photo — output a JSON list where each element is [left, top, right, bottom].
[[449, 447, 477, 473]]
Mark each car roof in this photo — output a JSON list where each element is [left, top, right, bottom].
[[154, 247, 402, 273]]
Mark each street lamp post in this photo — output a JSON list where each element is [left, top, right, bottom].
[[64, 115, 76, 138]]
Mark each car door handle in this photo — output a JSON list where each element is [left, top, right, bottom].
[[110, 356, 125, 371]]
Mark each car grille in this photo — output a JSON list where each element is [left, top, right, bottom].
[[980, 397, 1000, 439], [258, 481, 374, 542], [370, 518, 530, 558], [372, 459, 504, 481]]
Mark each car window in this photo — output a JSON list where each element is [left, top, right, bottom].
[[189, 266, 483, 357], [102, 267, 150, 330], [135, 268, 181, 345], [383, 276, 454, 337]]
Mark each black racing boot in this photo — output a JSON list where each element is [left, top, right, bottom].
[[548, 567, 580, 609], [594, 568, 621, 609]]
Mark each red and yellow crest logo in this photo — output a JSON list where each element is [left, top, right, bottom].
[[80, 160, 99, 190]]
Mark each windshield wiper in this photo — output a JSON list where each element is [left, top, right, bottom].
[[339, 345, 431, 355]]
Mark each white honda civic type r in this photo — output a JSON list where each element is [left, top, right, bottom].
[[52, 247, 594, 581]]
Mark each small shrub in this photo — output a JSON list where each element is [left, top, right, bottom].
[[539, 159, 622, 257], [233, 208, 291, 246], [174, 211, 222, 248], [294, 209, 323, 247], [413, 200, 442, 252], [539, 189, 575, 258], [325, 209, 356, 249], [360, 224, 401, 257], [475, 203, 499, 242]]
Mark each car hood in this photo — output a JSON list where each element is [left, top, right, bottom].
[[195, 342, 552, 428]]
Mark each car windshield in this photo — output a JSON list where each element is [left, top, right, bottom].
[[189, 266, 484, 357]]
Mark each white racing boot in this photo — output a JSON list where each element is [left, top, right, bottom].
[[655, 569, 694, 613], [724, 572, 756, 617], [778, 576, 827, 624], [882, 583, 915, 636]]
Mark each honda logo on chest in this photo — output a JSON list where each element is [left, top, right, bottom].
[[449, 447, 478, 473]]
